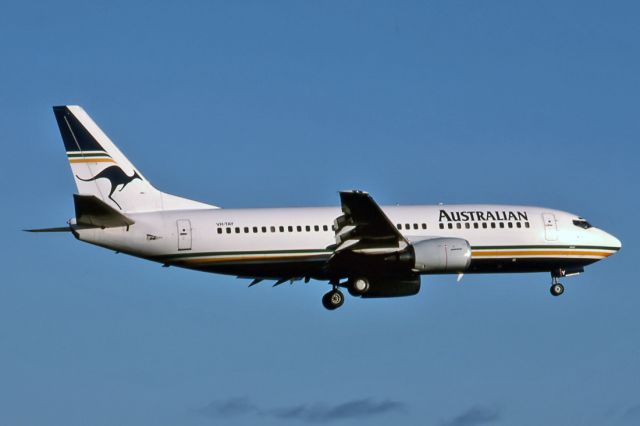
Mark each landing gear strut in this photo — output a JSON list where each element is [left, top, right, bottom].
[[322, 281, 345, 310], [550, 276, 565, 297]]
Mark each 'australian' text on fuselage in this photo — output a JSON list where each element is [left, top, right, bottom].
[[438, 209, 529, 222]]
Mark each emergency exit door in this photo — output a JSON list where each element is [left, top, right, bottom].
[[177, 219, 192, 250], [542, 213, 557, 241]]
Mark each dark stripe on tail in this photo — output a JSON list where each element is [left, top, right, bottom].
[[53, 106, 105, 153]]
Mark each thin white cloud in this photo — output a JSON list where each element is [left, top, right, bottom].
[[441, 405, 501, 426], [197, 397, 406, 422]]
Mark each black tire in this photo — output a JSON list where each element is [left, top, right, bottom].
[[322, 292, 335, 310], [550, 283, 565, 297], [322, 290, 344, 310]]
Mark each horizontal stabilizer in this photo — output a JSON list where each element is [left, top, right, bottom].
[[24, 227, 71, 233], [74, 194, 135, 228]]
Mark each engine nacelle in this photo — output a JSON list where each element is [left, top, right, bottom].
[[411, 237, 471, 273]]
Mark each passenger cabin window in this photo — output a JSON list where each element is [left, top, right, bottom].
[[573, 219, 592, 229], [212, 219, 539, 237]]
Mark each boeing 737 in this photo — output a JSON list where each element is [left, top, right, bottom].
[[29, 106, 622, 310]]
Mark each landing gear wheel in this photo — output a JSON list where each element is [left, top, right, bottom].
[[550, 283, 565, 297], [348, 277, 370, 296], [322, 289, 345, 310]]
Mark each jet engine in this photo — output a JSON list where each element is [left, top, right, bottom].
[[410, 237, 472, 273]]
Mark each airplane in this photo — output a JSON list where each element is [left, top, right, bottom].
[[28, 105, 622, 310]]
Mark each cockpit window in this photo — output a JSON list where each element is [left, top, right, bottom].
[[573, 219, 592, 229]]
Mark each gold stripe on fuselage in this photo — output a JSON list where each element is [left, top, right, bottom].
[[472, 249, 613, 258], [171, 248, 614, 266]]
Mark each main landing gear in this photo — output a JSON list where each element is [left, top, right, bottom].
[[550, 276, 565, 297], [322, 287, 345, 310], [322, 277, 370, 310]]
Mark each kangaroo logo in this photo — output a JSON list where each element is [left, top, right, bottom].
[[76, 166, 142, 210]]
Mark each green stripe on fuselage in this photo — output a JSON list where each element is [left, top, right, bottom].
[[472, 245, 619, 251], [155, 245, 617, 262]]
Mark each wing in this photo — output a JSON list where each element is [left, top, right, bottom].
[[331, 190, 408, 254]]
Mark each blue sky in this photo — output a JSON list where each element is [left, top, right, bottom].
[[1, 1, 638, 425]]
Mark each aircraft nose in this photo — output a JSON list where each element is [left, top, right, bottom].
[[603, 230, 622, 251]]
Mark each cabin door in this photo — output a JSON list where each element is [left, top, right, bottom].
[[177, 219, 192, 251], [542, 213, 558, 241]]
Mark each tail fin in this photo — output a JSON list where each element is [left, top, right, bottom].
[[53, 106, 215, 212]]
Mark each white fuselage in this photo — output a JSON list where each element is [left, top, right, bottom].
[[74, 204, 621, 280]]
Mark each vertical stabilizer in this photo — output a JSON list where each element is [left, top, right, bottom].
[[53, 106, 215, 212]]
